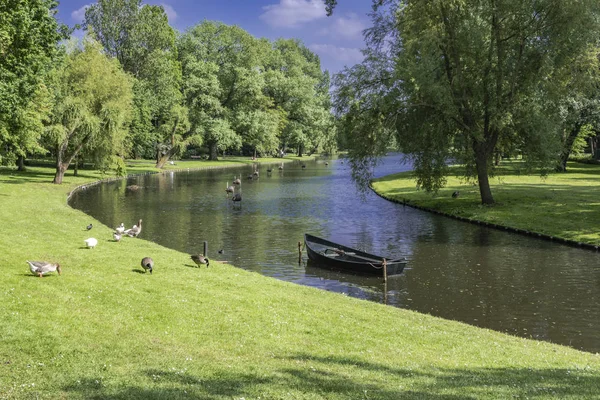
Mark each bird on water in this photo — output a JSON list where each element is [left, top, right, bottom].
[[27, 261, 61, 277], [191, 254, 210, 268], [141, 257, 153, 274]]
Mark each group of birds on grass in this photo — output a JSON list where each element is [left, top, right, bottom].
[[27, 219, 143, 277], [28, 217, 214, 277]]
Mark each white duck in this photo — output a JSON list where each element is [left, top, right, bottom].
[[125, 219, 143, 237], [84, 238, 98, 249], [27, 261, 61, 277], [115, 223, 125, 234]]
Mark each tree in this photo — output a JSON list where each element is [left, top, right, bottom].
[[45, 37, 133, 184], [334, 0, 600, 204], [0, 0, 62, 166], [263, 39, 332, 156], [84, 0, 184, 167], [178, 22, 265, 160]]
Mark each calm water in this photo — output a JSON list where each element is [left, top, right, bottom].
[[69, 155, 600, 353]]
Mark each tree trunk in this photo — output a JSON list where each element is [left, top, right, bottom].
[[297, 144, 304, 157], [208, 142, 218, 161], [74, 156, 79, 176], [54, 163, 67, 184], [556, 124, 581, 172], [17, 155, 25, 171], [474, 144, 494, 205]]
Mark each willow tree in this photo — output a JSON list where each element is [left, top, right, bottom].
[[333, 0, 600, 204], [46, 37, 133, 184]]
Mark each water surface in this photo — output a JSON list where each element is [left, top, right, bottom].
[[69, 155, 600, 353]]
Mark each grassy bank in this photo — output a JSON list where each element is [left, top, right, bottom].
[[1, 161, 599, 399], [372, 161, 600, 246]]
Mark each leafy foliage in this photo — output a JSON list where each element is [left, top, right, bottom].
[[334, 0, 600, 204], [45, 36, 133, 183]]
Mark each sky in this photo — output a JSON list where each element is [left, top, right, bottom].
[[55, 0, 373, 75]]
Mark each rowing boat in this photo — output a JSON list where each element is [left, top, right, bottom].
[[304, 233, 406, 276]]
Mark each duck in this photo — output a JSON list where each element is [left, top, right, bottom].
[[113, 232, 122, 242], [266, 168, 273, 173], [125, 219, 143, 237], [27, 261, 61, 278], [115, 223, 125, 234], [141, 257, 153, 274], [452, 191, 460, 198], [301, 164, 306, 169], [191, 254, 209, 268], [325, 162, 329, 166], [86, 223, 93, 230], [84, 238, 98, 249]]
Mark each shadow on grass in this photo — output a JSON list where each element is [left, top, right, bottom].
[[61, 354, 599, 399], [131, 269, 147, 274]]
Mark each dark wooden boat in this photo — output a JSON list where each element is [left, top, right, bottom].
[[304, 234, 407, 276]]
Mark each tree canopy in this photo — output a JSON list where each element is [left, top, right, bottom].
[[334, 0, 600, 204]]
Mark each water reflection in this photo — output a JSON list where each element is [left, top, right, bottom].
[[69, 155, 600, 353]]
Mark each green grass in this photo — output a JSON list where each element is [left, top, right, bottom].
[[372, 161, 600, 246], [1, 161, 600, 399]]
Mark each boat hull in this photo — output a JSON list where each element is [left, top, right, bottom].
[[304, 234, 406, 276]]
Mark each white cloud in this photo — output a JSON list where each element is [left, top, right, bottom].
[[330, 13, 366, 39], [71, 4, 92, 23], [260, 0, 327, 28], [309, 44, 363, 63], [160, 3, 177, 22]]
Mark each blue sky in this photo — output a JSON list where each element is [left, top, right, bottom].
[[55, 0, 372, 75]]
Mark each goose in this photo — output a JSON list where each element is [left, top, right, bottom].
[[247, 174, 253, 180], [113, 232, 122, 242], [278, 163, 284, 170], [233, 176, 241, 185], [191, 254, 210, 268], [452, 191, 460, 198], [325, 162, 329, 166], [86, 223, 93, 230], [266, 168, 273, 173], [253, 170, 259, 177], [125, 219, 143, 237], [301, 164, 306, 169], [115, 223, 125, 234], [27, 261, 61, 278], [225, 182, 235, 195], [141, 257, 153, 274], [84, 238, 98, 249]]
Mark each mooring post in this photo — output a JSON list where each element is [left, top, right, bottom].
[[383, 258, 388, 284], [203, 240, 208, 257], [298, 241, 302, 264]]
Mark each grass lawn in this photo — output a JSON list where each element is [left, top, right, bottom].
[[1, 160, 599, 399], [372, 161, 600, 246]]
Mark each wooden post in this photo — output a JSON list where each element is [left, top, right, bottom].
[[383, 258, 387, 284], [203, 241, 208, 257], [298, 241, 302, 264]]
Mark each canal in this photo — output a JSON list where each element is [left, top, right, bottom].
[[69, 155, 600, 353]]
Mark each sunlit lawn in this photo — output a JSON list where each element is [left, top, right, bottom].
[[372, 161, 600, 245], [1, 161, 599, 399]]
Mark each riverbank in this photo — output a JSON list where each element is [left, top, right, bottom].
[[1, 162, 599, 399], [372, 161, 600, 247]]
